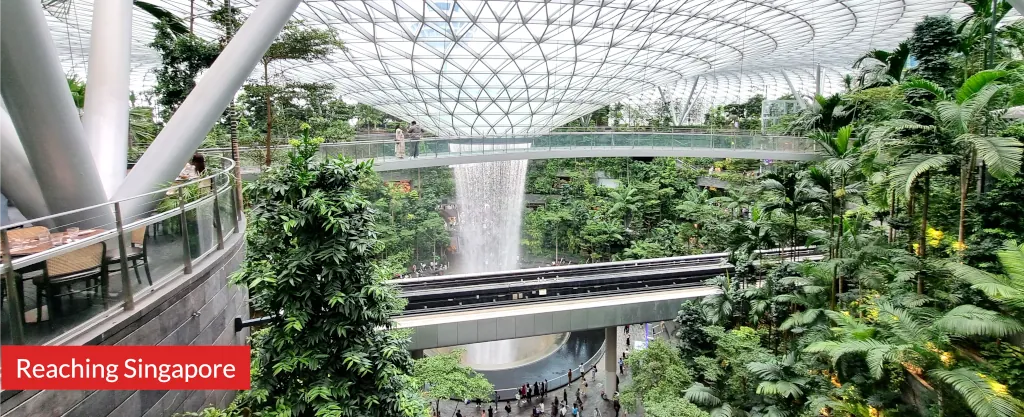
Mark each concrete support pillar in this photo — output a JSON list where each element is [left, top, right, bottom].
[[83, 0, 133, 196], [0, 105, 51, 220], [605, 326, 617, 393], [1, 0, 110, 224], [112, 0, 302, 221], [411, 349, 425, 360]]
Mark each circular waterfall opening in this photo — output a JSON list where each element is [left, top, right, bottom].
[[424, 333, 568, 371]]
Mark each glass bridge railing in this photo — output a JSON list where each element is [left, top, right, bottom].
[[206, 128, 817, 172], [1, 156, 242, 346]]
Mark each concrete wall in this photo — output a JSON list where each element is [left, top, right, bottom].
[[1, 227, 249, 417]]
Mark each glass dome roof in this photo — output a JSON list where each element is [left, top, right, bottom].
[[46, 0, 980, 135]]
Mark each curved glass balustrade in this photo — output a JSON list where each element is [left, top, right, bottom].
[[1, 156, 242, 346]]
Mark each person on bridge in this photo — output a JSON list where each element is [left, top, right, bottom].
[[543, 379, 548, 397], [395, 125, 406, 158], [407, 121, 423, 158], [568, 368, 573, 383], [534, 382, 540, 399]]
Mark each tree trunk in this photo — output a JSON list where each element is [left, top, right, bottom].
[[263, 63, 274, 167], [957, 150, 976, 252], [792, 210, 798, 261], [889, 189, 896, 243], [907, 192, 916, 254], [229, 101, 242, 210], [918, 173, 930, 294]]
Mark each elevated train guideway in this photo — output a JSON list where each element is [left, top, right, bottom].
[[395, 247, 821, 350]]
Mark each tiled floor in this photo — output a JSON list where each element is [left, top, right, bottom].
[[437, 324, 663, 417]]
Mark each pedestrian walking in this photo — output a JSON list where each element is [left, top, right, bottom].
[[505, 402, 512, 416], [592, 407, 601, 417], [528, 384, 533, 401], [626, 335, 630, 347], [540, 402, 545, 415], [564, 388, 568, 404], [407, 121, 423, 158], [543, 379, 549, 397], [481, 408, 486, 417], [568, 368, 573, 382], [488, 406, 494, 417], [618, 358, 624, 374], [560, 405, 567, 417], [624, 324, 629, 334], [590, 365, 596, 380], [613, 400, 621, 417], [394, 126, 406, 158], [456, 410, 463, 417], [583, 380, 589, 396], [572, 405, 579, 416], [534, 382, 540, 399]]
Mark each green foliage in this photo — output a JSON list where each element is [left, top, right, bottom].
[[910, 15, 961, 88], [149, 21, 220, 120], [411, 350, 494, 404], [620, 339, 697, 413], [232, 126, 426, 417]]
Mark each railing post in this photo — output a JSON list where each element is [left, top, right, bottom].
[[231, 174, 242, 225], [113, 202, 135, 311], [178, 189, 193, 274], [1, 229, 26, 344], [212, 175, 225, 250]]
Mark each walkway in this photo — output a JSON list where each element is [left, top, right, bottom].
[[226, 131, 819, 174], [436, 323, 664, 417]]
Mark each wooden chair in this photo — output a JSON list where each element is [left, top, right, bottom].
[[2, 226, 49, 318], [32, 242, 108, 329], [104, 226, 152, 285]]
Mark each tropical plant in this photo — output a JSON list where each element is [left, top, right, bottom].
[[232, 126, 426, 416], [257, 22, 343, 166], [411, 350, 494, 413], [896, 71, 1023, 251], [761, 168, 821, 257], [853, 42, 911, 88]]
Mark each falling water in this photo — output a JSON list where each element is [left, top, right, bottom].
[[450, 143, 530, 273], [446, 143, 554, 368]]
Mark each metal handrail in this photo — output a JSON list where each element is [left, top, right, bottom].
[[1, 155, 242, 345], [0, 156, 237, 232], [201, 129, 812, 150]]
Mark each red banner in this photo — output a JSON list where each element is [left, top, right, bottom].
[[1, 346, 250, 390]]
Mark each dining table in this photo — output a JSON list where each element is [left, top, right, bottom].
[[2, 228, 107, 257]]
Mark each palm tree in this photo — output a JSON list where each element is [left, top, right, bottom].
[[609, 186, 642, 230], [805, 300, 1024, 417], [709, 186, 755, 218], [761, 169, 820, 258], [852, 41, 911, 88], [810, 125, 861, 258], [789, 94, 855, 135], [898, 71, 1023, 251]]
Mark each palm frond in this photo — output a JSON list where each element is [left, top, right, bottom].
[[934, 305, 1024, 338], [928, 368, 1024, 417], [997, 240, 1024, 280], [957, 134, 1023, 178], [684, 383, 722, 407], [888, 153, 957, 198], [134, 0, 189, 36], [902, 79, 949, 101], [956, 69, 1007, 103]]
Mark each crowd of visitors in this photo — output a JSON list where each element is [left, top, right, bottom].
[[438, 323, 649, 417]]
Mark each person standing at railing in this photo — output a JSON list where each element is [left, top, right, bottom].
[[407, 121, 423, 158], [395, 125, 406, 158]]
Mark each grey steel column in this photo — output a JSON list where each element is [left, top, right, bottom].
[[605, 326, 617, 394], [782, 72, 807, 110], [112, 0, 302, 220], [0, 105, 50, 220], [83, 0, 132, 196], [0, 0, 110, 223], [678, 77, 700, 125]]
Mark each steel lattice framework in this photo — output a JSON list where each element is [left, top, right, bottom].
[[45, 0, 980, 135]]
